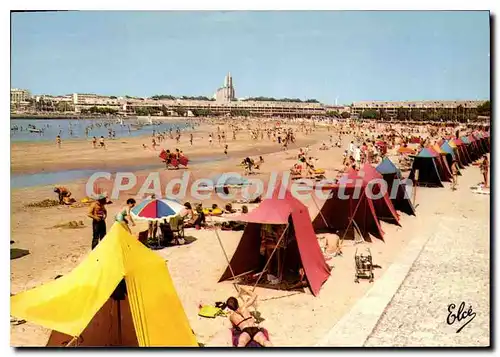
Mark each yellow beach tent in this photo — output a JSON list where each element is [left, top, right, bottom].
[[10, 223, 198, 347]]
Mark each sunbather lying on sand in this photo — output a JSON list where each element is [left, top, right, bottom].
[[224, 287, 273, 347]]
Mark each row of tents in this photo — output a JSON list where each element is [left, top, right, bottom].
[[219, 159, 416, 297], [218, 131, 490, 298], [409, 131, 490, 187], [10, 131, 489, 347]]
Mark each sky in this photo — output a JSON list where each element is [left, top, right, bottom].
[[11, 11, 490, 104]]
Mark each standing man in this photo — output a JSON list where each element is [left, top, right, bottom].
[[88, 195, 108, 249], [190, 133, 193, 146]]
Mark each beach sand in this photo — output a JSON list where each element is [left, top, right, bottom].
[[9, 122, 489, 346]]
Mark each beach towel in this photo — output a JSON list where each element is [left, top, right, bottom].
[[231, 327, 270, 347], [198, 305, 226, 319]]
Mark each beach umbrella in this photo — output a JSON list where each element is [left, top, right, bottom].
[[131, 198, 184, 221]]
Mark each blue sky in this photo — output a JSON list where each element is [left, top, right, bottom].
[[11, 11, 490, 104]]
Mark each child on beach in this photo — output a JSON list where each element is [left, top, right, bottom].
[[56, 135, 61, 148], [115, 199, 136, 233], [99, 136, 106, 149], [190, 133, 193, 145], [92, 136, 97, 148], [224, 144, 228, 155]]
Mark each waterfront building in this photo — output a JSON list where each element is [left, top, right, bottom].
[[351, 100, 485, 120], [10, 88, 31, 103]]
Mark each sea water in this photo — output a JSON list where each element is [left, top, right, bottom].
[[10, 118, 193, 142], [10, 156, 228, 189]]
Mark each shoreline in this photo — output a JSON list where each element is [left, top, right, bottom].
[[11, 127, 328, 186]]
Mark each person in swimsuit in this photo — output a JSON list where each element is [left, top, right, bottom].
[[451, 159, 459, 191], [225, 287, 273, 347], [480, 155, 489, 188], [88, 195, 108, 249], [115, 199, 136, 233]]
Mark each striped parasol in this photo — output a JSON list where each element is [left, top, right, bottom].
[[131, 198, 184, 221]]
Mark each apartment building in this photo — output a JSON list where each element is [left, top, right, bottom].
[[351, 100, 485, 118], [72, 93, 122, 112], [10, 88, 31, 103], [124, 98, 325, 118]]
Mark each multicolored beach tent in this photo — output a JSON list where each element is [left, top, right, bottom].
[[408, 148, 443, 187], [10, 223, 198, 347], [376, 157, 416, 216], [440, 141, 455, 158], [376, 157, 403, 179], [427, 147, 452, 182]]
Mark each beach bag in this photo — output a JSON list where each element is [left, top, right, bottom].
[[198, 305, 226, 319]]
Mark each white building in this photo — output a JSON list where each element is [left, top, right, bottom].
[[10, 88, 31, 103], [215, 73, 235, 102]]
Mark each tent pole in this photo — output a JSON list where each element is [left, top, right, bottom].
[[251, 224, 289, 293], [311, 194, 329, 228], [209, 215, 239, 293], [339, 194, 365, 247], [65, 336, 78, 347]]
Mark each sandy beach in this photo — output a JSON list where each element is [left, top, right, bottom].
[[10, 120, 490, 347]]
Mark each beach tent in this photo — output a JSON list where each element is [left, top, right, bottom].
[[482, 132, 490, 152], [376, 157, 416, 216], [464, 135, 479, 161], [345, 164, 401, 226], [470, 133, 482, 156], [453, 138, 472, 165], [460, 136, 478, 161], [435, 144, 457, 176], [448, 140, 467, 167], [10, 223, 198, 347], [312, 171, 385, 242], [408, 148, 443, 187], [475, 132, 488, 154], [427, 147, 452, 182], [219, 188, 330, 297], [478, 132, 489, 155], [438, 142, 462, 175]]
